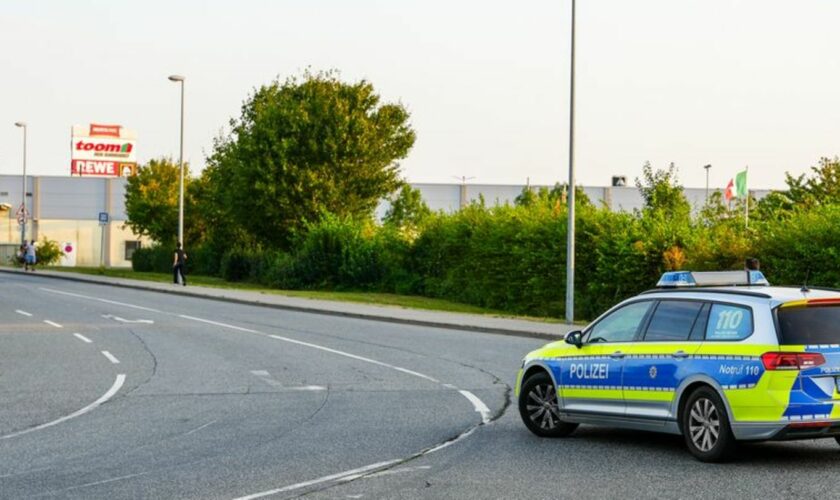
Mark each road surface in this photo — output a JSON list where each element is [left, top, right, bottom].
[[1, 273, 838, 499]]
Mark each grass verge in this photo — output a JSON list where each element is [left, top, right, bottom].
[[40, 266, 566, 323]]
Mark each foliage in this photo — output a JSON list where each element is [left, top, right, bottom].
[[636, 161, 691, 217], [131, 245, 173, 273], [124, 158, 194, 245], [383, 184, 431, 228], [205, 70, 416, 249], [35, 238, 64, 266]]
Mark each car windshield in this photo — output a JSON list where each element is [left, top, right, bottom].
[[777, 305, 840, 344]]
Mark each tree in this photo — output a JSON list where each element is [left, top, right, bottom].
[[756, 157, 840, 216], [206, 70, 416, 248], [124, 157, 191, 244], [384, 184, 431, 227], [635, 162, 691, 216]]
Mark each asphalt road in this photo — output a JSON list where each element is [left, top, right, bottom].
[[1, 272, 839, 499]]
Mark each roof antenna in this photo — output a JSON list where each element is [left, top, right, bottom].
[[801, 269, 811, 294]]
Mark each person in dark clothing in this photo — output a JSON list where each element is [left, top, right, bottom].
[[745, 258, 760, 271], [173, 242, 187, 286]]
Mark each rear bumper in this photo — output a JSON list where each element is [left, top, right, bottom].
[[733, 420, 840, 441]]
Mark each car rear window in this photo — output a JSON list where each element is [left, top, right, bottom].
[[777, 305, 840, 345]]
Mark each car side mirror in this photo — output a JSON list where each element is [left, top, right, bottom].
[[565, 330, 583, 349]]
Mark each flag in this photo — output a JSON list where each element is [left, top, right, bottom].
[[724, 170, 748, 202], [734, 170, 748, 198]]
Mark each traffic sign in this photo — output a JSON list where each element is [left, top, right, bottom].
[[98, 212, 110, 224]]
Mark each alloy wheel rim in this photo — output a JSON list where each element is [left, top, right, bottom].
[[688, 397, 720, 452], [526, 383, 561, 430]]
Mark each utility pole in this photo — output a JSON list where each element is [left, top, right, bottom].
[[703, 164, 711, 203], [168, 75, 186, 246], [565, 0, 576, 324], [15, 122, 27, 245]]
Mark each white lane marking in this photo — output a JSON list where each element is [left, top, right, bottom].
[[101, 351, 120, 364], [0, 374, 126, 440], [233, 459, 401, 500], [39, 288, 162, 313], [101, 314, 154, 324], [184, 420, 217, 436], [442, 383, 458, 390], [53, 471, 150, 494], [267, 334, 440, 383], [179, 315, 260, 333], [15, 309, 32, 317], [251, 370, 326, 391], [353, 465, 432, 480], [44, 320, 63, 328], [458, 390, 492, 424], [73, 333, 93, 344]]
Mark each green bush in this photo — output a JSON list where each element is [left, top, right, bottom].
[[131, 245, 172, 273], [35, 238, 64, 266]]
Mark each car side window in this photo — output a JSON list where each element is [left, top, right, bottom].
[[706, 303, 753, 340], [643, 300, 705, 342], [587, 301, 653, 344]]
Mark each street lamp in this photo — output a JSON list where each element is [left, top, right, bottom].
[[14, 122, 27, 246], [703, 164, 712, 203], [168, 74, 186, 246], [565, 0, 576, 324]]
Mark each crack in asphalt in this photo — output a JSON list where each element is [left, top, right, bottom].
[[121, 328, 159, 398]]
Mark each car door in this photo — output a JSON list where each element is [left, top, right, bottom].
[[559, 300, 654, 417], [622, 299, 708, 420]]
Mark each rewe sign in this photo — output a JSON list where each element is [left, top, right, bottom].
[[70, 124, 137, 177]]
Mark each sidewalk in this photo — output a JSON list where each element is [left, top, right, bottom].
[[0, 268, 574, 340]]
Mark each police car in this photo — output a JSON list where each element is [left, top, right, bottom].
[[517, 270, 840, 462]]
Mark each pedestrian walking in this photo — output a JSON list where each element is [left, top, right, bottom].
[[19, 243, 27, 271], [25, 239, 36, 272], [173, 242, 187, 286]]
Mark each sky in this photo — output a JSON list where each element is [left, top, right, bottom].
[[0, 0, 838, 190]]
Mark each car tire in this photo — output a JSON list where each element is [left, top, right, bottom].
[[519, 371, 578, 437], [835, 436, 840, 447], [681, 386, 736, 462]]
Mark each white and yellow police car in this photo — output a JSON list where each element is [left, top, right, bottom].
[[517, 270, 840, 461]]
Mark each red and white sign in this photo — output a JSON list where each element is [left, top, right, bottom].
[[71, 124, 137, 177]]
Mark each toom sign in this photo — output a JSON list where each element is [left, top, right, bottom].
[[70, 124, 137, 177]]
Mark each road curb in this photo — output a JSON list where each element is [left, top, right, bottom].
[[0, 268, 566, 341]]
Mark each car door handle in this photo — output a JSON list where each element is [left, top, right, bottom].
[[672, 350, 690, 359], [610, 351, 625, 359]]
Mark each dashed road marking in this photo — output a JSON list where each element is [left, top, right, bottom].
[[44, 320, 63, 328], [250, 370, 270, 377], [250, 370, 326, 391], [101, 351, 120, 364], [0, 374, 126, 440], [15, 310, 32, 317], [73, 333, 93, 344]]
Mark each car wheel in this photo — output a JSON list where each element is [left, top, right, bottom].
[[835, 436, 840, 447], [519, 371, 578, 437], [682, 386, 736, 462]]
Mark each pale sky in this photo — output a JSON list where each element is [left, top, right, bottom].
[[1, 0, 838, 190]]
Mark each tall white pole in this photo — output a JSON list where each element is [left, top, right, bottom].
[[15, 123, 27, 245], [565, 0, 576, 324], [169, 75, 186, 246], [744, 165, 749, 229]]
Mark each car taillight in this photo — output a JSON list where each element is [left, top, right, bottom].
[[761, 352, 826, 370]]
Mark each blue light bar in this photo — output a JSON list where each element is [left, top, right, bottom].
[[656, 270, 770, 288], [657, 271, 696, 288]]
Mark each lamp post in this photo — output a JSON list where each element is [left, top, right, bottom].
[[14, 122, 27, 246], [703, 164, 712, 203], [168, 74, 186, 246], [565, 0, 576, 324]]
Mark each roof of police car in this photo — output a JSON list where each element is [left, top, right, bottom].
[[641, 285, 840, 303]]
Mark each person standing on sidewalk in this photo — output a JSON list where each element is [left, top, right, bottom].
[[173, 242, 187, 286], [25, 240, 37, 272]]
